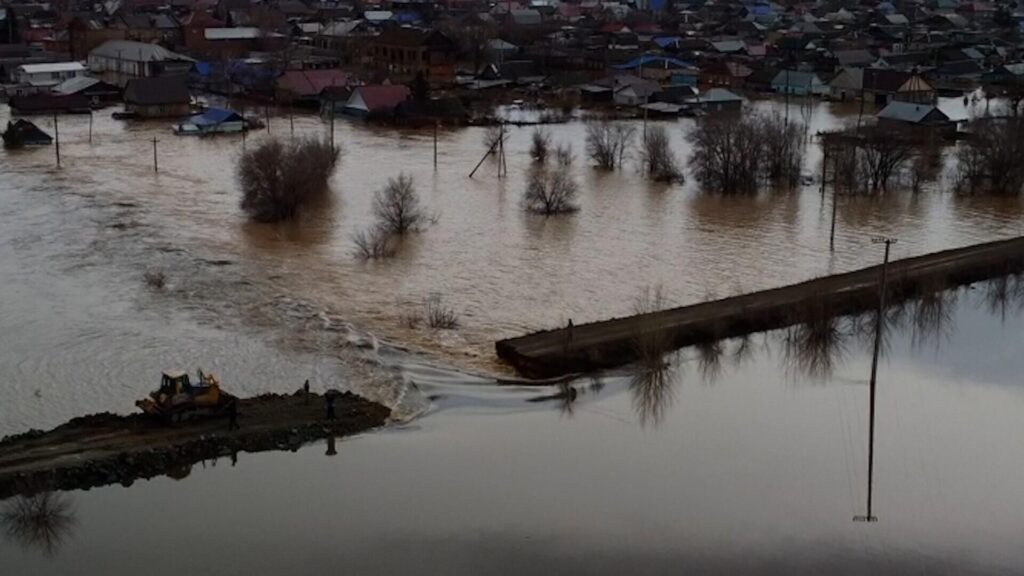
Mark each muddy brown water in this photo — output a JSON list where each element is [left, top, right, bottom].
[[1, 96, 1021, 433], [3, 282, 1024, 574]]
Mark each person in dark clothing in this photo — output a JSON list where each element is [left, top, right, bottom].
[[227, 401, 239, 431], [303, 379, 310, 405], [325, 394, 336, 420]]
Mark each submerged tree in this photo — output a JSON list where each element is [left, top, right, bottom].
[[639, 126, 684, 183], [238, 137, 339, 222], [857, 127, 914, 193], [523, 169, 579, 215], [353, 173, 430, 260], [530, 127, 551, 163], [759, 112, 805, 186], [372, 173, 428, 235], [955, 116, 1024, 196], [687, 114, 765, 193], [585, 121, 636, 170]]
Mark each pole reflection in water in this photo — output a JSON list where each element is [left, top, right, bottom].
[[528, 382, 580, 417], [1, 491, 77, 557]]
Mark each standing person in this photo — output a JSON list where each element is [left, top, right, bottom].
[[227, 401, 239, 431], [566, 318, 574, 352], [303, 379, 310, 405]]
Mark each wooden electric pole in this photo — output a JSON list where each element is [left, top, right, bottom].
[[854, 236, 896, 524], [53, 113, 60, 168]]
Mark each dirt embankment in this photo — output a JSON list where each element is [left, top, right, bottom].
[[0, 391, 389, 500]]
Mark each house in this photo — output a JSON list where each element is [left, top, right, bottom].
[[833, 49, 875, 68], [876, 101, 957, 137], [14, 62, 87, 88], [88, 40, 195, 86], [173, 107, 245, 134], [829, 68, 934, 104], [2, 119, 53, 148], [369, 29, 457, 83], [123, 75, 190, 118], [195, 27, 286, 58], [771, 70, 828, 96], [700, 61, 753, 88], [865, 68, 933, 104], [613, 76, 660, 106], [685, 88, 743, 112], [52, 76, 121, 105], [275, 69, 353, 105], [9, 93, 91, 114], [612, 55, 699, 85], [342, 84, 411, 117]]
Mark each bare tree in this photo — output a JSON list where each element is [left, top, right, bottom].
[[530, 127, 551, 163], [238, 138, 339, 222], [955, 116, 1024, 196], [585, 121, 636, 170], [759, 113, 805, 185], [639, 126, 684, 183], [687, 114, 764, 194], [858, 127, 914, 193], [352, 227, 396, 260], [404, 294, 460, 329], [373, 173, 427, 234], [523, 169, 579, 215]]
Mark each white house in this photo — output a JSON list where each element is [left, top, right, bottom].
[[14, 62, 87, 88]]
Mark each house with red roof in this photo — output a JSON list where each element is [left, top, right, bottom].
[[275, 69, 354, 104], [341, 84, 410, 118]]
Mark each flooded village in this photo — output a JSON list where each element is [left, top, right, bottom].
[[4, 0, 1024, 572]]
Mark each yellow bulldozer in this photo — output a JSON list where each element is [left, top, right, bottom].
[[136, 370, 237, 424]]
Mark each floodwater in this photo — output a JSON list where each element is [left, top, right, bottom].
[[4, 281, 1024, 574], [2, 95, 1023, 434]]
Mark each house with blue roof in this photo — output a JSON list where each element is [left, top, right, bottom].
[[173, 108, 246, 135]]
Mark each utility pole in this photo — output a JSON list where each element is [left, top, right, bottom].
[[854, 236, 897, 523], [53, 113, 60, 168], [433, 120, 438, 170], [265, 106, 270, 134], [643, 94, 649, 139], [152, 137, 158, 172], [88, 111, 93, 144]]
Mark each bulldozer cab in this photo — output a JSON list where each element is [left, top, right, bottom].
[[160, 371, 192, 396]]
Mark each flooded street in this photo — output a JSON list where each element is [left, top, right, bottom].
[[4, 283, 1024, 574], [2, 97, 1023, 432]]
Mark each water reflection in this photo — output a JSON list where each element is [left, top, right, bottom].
[[780, 315, 848, 381], [629, 359, 679, 428], [1, 491, 77, 557], [528, 382, 580, 417]]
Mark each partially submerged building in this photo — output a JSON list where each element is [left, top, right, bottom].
[[123, 75, 190, 118]]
